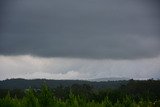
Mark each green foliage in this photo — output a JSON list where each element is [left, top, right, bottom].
[[101, 97, 112, 107], [22, 87, 40, 107], [154, 100, 160, 107], [38, 83, 55, 107], [0, 92, 21, 107], [0, 92, 13, 107], [0, 82, 160, 107]]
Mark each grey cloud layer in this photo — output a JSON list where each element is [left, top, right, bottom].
[[0, 0, 160, 59], [0, 55, 160, 80]]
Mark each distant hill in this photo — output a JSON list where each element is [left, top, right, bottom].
[[0, 78, 128, 90], [89, 77, 130, 82]]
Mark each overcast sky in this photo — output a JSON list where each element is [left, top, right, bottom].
[[0, 0, 160, 80]]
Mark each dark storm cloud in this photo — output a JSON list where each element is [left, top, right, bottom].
[[0, 0, 160, 59]]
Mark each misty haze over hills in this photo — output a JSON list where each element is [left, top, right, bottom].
[[89, 77, 130, 82]]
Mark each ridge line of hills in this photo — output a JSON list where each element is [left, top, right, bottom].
[[0, 78, 129, 89]]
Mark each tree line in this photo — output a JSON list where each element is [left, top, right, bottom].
[[0, 79, 160, 107]]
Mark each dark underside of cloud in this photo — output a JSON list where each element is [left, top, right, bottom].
[[0, 0, 160, 59]]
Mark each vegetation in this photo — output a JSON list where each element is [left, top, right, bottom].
[[0, 78, 128, 90], [0, 79, 160, 107]]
